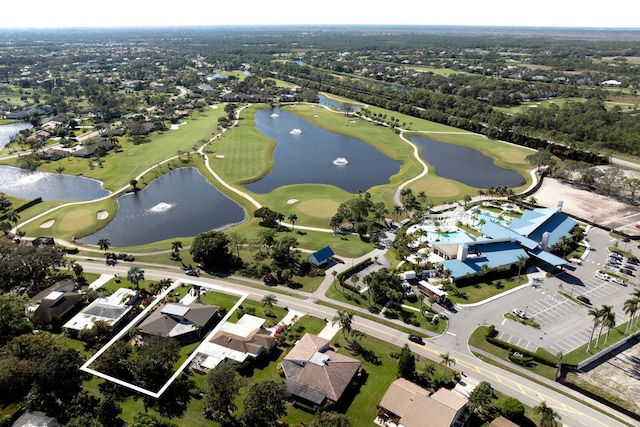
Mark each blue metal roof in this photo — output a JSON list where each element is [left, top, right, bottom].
[[481, 221, 539, 250], [530, 248, 568, 266], [443, 241, 529, 280], [309, 246, 335, 265]]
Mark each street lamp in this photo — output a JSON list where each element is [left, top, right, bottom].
[[524, 305, 528, 318]]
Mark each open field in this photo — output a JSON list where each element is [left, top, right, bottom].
[[533, 177, 640, 235]]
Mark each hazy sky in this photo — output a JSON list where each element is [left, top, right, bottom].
[[2, 0, 639, 29]]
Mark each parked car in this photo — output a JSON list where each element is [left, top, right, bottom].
[[609, 252, 623, 259], [512, 308, 526, 319], [612, 278, 626, 286], [595, 271, 610, 281], [569, 258, 582, 265], [626, 258, 639, 265], [619, 268, 633, 276], [185, 269, 199, 277], [408, 334, 424, 345], [273, 325, 284, 337], [624, 264, 636, 270]]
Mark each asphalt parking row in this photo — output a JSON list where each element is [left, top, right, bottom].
[[497, 276, 632, 356]]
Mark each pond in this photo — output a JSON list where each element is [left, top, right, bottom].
[[85, 168, 245, 247], [409, 136, 525, 188], [0, 122, 33, 149], [317, 94, 361, 111], [245, 108, 401, 194], [0, 165, 109, 201]]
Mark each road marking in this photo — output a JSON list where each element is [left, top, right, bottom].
[[501, 319, 507, 325], [446, 331, 457, 336]]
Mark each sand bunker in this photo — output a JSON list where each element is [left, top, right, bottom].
[[40, 219, 55, 228], [216, 154, 225, 158], [97, 211, 109, 220], [287, 199, 299, 204], [210, 105, 218, 109]]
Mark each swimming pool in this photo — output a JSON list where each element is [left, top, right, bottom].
[[474, 211, 511, 226]]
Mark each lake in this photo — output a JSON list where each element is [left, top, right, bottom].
[[0, 165, 109, 201], [0, 122, 33, 149], [245, 108, 401, 194], [410, 136, 525, 188], [85, 167, 245, 247]]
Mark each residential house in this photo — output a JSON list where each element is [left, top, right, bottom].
[[27, 281, 83, 326], [281, 333, 361, 405], [138, 302, 219, 345], [490, 416, 521, 427], [72, 138, 116, 158], [63, 288, 138, 334], [12, 411, 60, 427], [378, 378, 468, 427], [191, 314, 276, 372]]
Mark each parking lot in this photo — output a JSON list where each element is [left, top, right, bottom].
[[488, 227, 637, 356]]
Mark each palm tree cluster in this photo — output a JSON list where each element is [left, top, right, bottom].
[[587, 304, 616, 352]]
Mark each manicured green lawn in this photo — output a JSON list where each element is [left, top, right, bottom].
[[469, 326, 557, 380], [449, 275, 528, 305]]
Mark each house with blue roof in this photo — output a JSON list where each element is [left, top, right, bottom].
[[438, 201, 576, 281], [309, 246, 335, 267]]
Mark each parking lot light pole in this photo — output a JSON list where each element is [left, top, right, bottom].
[[524, 305, 528, 318]]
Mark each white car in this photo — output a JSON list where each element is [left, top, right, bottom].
[[512, 308, 526, 319], [595, 271, 610, 281], [612, 278, 626, 286]]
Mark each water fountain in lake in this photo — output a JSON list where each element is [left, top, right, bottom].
[[333, 157, 348, 166], [270, 113, 279, 118], [289, 128, 302, 135], [148, 202, 173, 213]]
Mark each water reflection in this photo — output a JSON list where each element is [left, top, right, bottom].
[[85, 168, 245, 247], [245, 108, 401, 194], [0, 123, 33, 149], [0, 165, 109, 201]]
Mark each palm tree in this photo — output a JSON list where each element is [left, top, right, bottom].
[[6, 209, 19, 226], [421, 362, 437, 388], [171, 240, 183, 253], [287, 214, 298, 231], [596, 305, 613, 348], [534, 401, 561, 427], [350, 273, 360, 296], [624, 297, 639, 334], [261, 294, 277, 310], [516, 255, 527, 279], [190, 284, 203, 302], [127, 266, 145, 291], [586, 307, 603, 352], [393, 205, 403, 221], [332, 310, 353, 340], [97, 238, 110, 254], [603, 310, 616, 344], [439, 352, 456, 377]]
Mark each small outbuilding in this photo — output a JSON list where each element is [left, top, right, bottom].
[[308, 246, 335, 267]]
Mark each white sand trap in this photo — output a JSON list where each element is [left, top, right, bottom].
[[216, 154, 225, 158], [210, 105, 218, 109], [287, 199, 299, 204], [313, 115, 319, 118], [40, 219, 55, 228], [170, 121, 187, 130], [97, 211, 109, 220]]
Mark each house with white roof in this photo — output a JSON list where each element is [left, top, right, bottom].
[[191, 314, 276, 372], [63, 288, 138, 334]]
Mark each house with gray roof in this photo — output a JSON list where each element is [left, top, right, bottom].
[[139, 302, 219, 344], [63, 288, 138, 334]]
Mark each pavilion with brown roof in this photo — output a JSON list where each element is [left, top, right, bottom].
[[281, 333, 361, 405]]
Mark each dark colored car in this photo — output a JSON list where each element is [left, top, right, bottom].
[[576, 295, 591, 305], [185, 269, 199, 277], [408, 334, 424, 345]]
